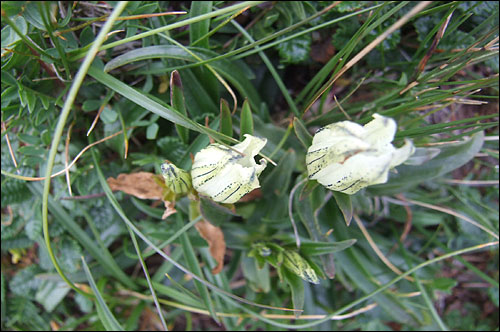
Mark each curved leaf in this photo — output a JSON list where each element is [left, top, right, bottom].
[[367, 131, 485, 195], [103, 45, 261, 109]]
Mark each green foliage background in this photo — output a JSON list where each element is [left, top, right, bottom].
[[1, 1, 498, 330]]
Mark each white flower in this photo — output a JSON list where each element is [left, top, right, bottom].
[[191, 134, 267, 203], [306, 114, 414, 195]]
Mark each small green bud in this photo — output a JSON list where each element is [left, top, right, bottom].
[[160, 161, 192, 195], [282, 251, 319, 284]]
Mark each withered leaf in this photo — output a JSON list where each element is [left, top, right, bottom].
[[107, 172, 164, 200], [107, 172, 177, 218], [194, 220, 226, 274], [162, 200, 177, 219]]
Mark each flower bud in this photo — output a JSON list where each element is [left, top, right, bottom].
[[191, 134, 267, 204], [306, 114, 414, 194], [160, 161, 192, 195], [282, 250, 319, 284]]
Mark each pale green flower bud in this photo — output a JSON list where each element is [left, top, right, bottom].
[[306, 114, 414, 195], [161, 161, 192, 195], [282, 250, 320, 284], [191, 134, 267, 204]]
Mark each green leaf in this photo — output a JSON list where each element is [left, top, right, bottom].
[[293, 117, 313, 149], [189, 1, 213, 49], [199, 196, 236, 226], [175, 213, 220, 324], [219, 98, 233, 137], [102, 45, 261, 111], [241, 256, 270, 293], [1, 16, 27, 52], [100, 107, 118, 124], [170, 70, 190, 144], [35, 280, 70, 312], [367, 131, 485, 195], [332, 192, 353, 226], [430, 277, 458, 295], [88, 65, 235, 145], [81, 258, 124, 331], [9, 265, 42, 298], [57, 238, 83, 274], [282, 267, 304, 318], [27, 183, 137, 290], [296, 239, 357, 256], [146, 122, 159, 140], [294, 183, 336, 279], [275, 33, 311, 64], [239, 98, 254, 139]]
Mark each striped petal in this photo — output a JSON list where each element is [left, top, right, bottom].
[[306, 114, 414, 194], [191, 135, 267, 204]]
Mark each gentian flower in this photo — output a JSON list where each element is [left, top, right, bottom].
[[306, 114, 414, 194], [191, 134, 267, 203]]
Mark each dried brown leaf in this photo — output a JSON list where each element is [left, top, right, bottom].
[[162, 200, 177, 219], [195, 220, 226, 274], [107, 172, 164, 200], [107, 172, 178, 218]]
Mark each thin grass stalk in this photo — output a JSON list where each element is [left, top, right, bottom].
[[41, 1, 129, 297]]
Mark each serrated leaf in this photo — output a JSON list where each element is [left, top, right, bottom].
[[57, 238, 82, 274], [9, 265, 42, 298]]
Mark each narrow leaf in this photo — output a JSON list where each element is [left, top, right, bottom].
[[189, 1, 213, 49], [368, 131, 485, 195], [282, 268, 304, 318], [170, 70, 190, 144], [219, 98, 233, 137], [332, 191, 353, 226], [293, 117, 313, 149], [240, 98, 253, 139], [81, 257, 124, 331], [88, 65, 235, 145], [176, 214, 220, 323], [298, 239, 357, 256]]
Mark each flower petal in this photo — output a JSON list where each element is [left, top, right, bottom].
[[191, 135, 268, 203], [363, 113, 397, 147], [390, 138, 415, 168]]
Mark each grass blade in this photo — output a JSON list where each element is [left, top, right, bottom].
[[81, 257, 124, 331]]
